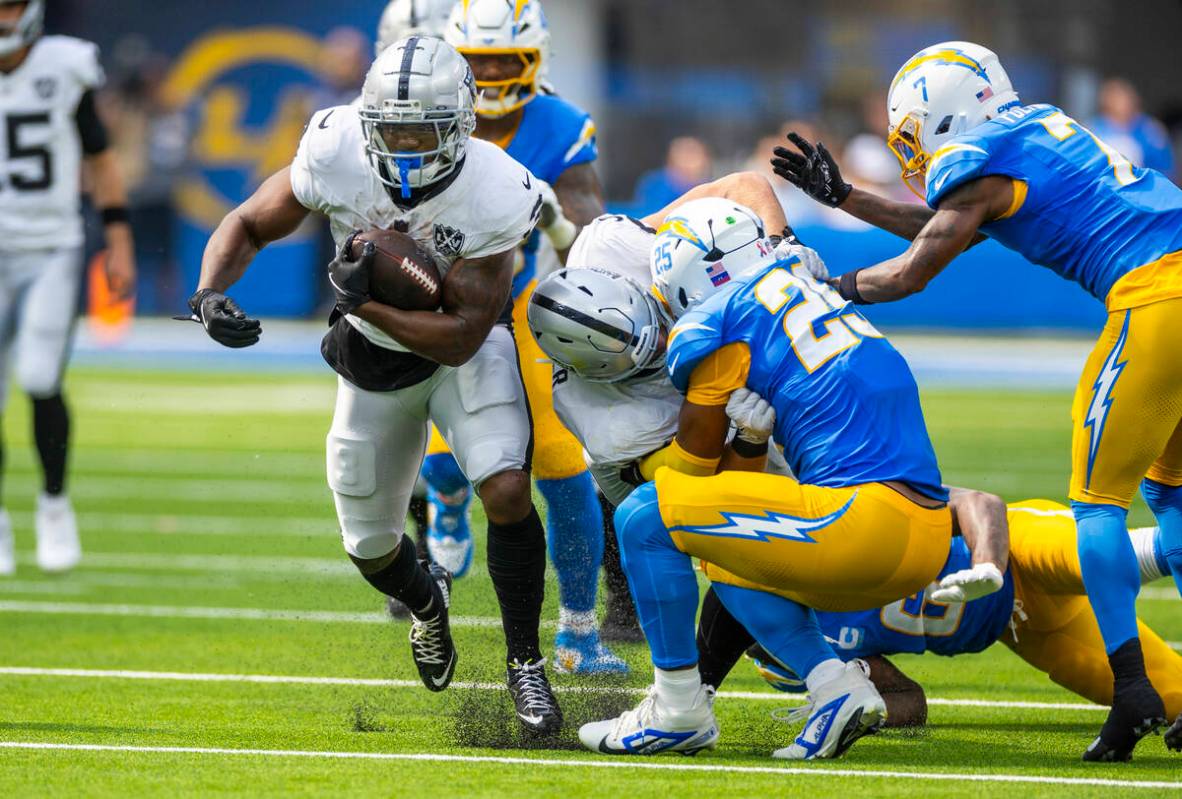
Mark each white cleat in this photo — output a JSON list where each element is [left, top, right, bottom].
[[579, 684, 719, 756], [35, 493, 80, 574], [772, 660, 886, 760], [0, 508, 14, 576]]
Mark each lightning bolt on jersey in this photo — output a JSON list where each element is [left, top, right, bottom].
[[503, 94, 598, 298], [817, 536, 1016, 659], [667, 260, 947, 500], [925, 103, 1182, 308], [0, 36, 104, 253]]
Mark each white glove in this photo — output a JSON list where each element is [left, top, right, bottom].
[[774, 238, 829, 282], [536, 178, 577, 251], [928, 562, 1005, 603], [726, 387, 776, 445]]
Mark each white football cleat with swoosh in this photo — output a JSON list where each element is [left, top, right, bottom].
[[773, 660, 886, 760], [579, 684, 719, 756]]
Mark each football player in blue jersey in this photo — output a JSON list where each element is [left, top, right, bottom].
[[700, 498, 1182, 744], [772, 40, 1182, 761], [437, 0, 628, 675], [578, 198, 1007, 760]]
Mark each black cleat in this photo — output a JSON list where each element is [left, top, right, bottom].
[[1166, 713, 1182, 752], [507, 658, 563, 736], [409, 564, 457, 692], [1082, 677, 1167, 762]]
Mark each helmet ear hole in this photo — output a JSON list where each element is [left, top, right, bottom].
[[704, 247, 725, 262], [678, 288, 689, 309], [935, 115, 953, 135]]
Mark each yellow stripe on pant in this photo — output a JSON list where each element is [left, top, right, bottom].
[[1003, 499, 1182, 717], [426, 280, 588, 480], [655, 468, 951, 613]]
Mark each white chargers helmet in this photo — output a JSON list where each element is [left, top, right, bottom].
[[650, 198, 775, 319], [359, 36, 477, 200], [444, 0, 551, 118], [887, 41, 1020, 197], [527, 268, 667, 383], [375, 0, 456, 56], [0, 0, 42, 57]]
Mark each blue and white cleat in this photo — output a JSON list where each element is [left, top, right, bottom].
[[425, 487, 474, 578], [553, 628, 630, 676], [772, 660, 886, 760], [579, 685, 719, 755]]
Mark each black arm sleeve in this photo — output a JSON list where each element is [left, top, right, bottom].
[[74, 89, 109, 155]]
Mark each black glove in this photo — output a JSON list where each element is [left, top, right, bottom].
[[771, 132, 852, 208], [186, 289, 261, 348], [327, 231, 375, 316]]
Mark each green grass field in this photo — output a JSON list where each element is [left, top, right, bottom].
[[1, 367, 1179, 797]]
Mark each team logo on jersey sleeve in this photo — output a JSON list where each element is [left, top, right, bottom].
[[433, 224, 467, 257]]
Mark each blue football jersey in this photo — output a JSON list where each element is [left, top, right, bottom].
[[925, 103, 1182, 303], [504, 94, 598, 298], [815, 537, 1016, 659], [667, 260, 947, 500]]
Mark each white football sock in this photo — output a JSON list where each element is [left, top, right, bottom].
[[654, 665, 702, 712], [559, 607, 597, 636], [1130, 526, 1165, 582], [804, 658, 846, 694]]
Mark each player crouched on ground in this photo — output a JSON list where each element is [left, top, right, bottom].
[[0, 0, 136, 577], [188, 37, 564, 736]]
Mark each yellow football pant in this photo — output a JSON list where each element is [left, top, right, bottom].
[[1004, 500, 1182, 716], [656, 469, 951, 613], [426, 281, 588, 480], [1070, 297, 1182, 506]]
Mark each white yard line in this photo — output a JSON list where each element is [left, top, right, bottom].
[[1, 742, 1177, 789], [75, 512, 332, 537], [0, 600, 508, 628], [12, 552, 355, 576], [0, 666, 1113, 712], [0, 599, 1176, 651]]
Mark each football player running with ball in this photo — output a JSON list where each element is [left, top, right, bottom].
[[190, 38, 564, 736], [0, 0, 136, 576], [773, 40, 1182, 760]]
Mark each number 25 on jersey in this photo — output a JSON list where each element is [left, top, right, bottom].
[[754, 265, 882, 372]]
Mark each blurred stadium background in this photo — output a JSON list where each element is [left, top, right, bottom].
[[63, 0, 1182, 337]]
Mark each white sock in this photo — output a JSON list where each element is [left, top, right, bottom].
[[559, 607, 597, 636], [654, 666, 702, 711], [1130, 526, 1166, 582], [804, 658, 845, 694]]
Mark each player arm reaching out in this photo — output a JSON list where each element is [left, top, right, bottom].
[[930, 487, 1009, 603], [192, 167, 310, 347]]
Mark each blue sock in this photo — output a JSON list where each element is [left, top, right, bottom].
[[614, 482, 699, 669], [1072, 500, 1140, 654], [712, 582, 837, 682], [1142, 478, 1182, 597], [537, 472, 604, 615], [421, 453, 471, 536]]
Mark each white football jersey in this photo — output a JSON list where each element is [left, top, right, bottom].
[[291, 103, 542, 351], [554, 214, 681, 471], [0, 36, 104, 253]]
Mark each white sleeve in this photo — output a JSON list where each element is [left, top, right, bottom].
[[459, 147, 543, 260], [290, 114, 334, 214], [78, 41, 105, 90]]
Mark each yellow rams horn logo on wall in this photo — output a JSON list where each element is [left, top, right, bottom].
[[161, 27, 330, 229]]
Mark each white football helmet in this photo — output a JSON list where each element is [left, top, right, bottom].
[[527, 268, 667, 383], [444, 0, 550, 118], [650, 198, 775, 318], [886, 41, 1020, 197], [0, 0, 42, 57], [375, 0, 455, 55], [359, 37, 477, 199]]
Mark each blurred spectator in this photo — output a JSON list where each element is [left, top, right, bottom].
[[628, 136, 713, 216], [1091, 78, 1175, 178], [842, 91, 911, 200], [309, 26, 369, 110]]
